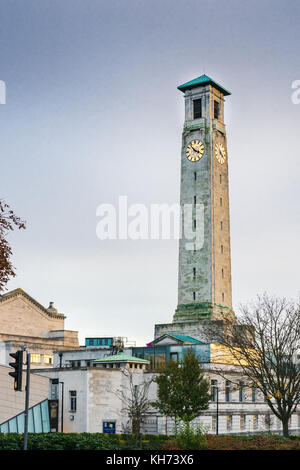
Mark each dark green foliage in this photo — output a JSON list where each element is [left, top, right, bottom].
[[153, 348, 211, 425], [0, 433, 169, 451]]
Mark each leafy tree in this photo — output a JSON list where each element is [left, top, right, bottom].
[[0, 200, 26, 292], [153, 348, 210, 429]]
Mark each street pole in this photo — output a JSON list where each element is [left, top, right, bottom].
[[60, 381, 64, 433], [216, 386, 219, 436], [23, 352, 31, 451]]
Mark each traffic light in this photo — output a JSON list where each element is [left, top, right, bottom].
[[9, 350, 23, 391]]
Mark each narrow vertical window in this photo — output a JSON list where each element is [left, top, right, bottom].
[[220, 197, 223, 207], [240, 415, 246, 430], [252, 387, 257, 403], [193, 267, 196, 278], [222, 292, 225, 302], [194, 219, 196, 229], [239, 381, 245, 402], [226, 415, 233, 431], [193, 98, 202, 119], [253, 415, 258, 430], [222, 268, 224, 278], [194, 196, 196, 205], [214, 100, 220, 119], [69, 391, 77, 412], [194, 172, 197, 181], [221, 245, 224, 254], [220, 174, 222, 184], [220, 221, 223, 230], [193, 292, 196, 301], [225, 380, 232, 402], [211, 379, 218, 402]]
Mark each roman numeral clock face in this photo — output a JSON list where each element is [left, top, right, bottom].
[[186, 140, 204, 162], [215, 143, 227, 164]]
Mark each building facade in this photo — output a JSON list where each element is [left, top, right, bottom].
[[0, 288, 79, 368]]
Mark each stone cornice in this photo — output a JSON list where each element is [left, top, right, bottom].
[[0, 288, 66, 320]]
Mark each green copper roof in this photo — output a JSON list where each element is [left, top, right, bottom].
[[178, 74, 231, 96], [169, 334, 203, 344], [93, 352, 149, 363]]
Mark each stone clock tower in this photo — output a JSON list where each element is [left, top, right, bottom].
[[155, 74, 235, 340]]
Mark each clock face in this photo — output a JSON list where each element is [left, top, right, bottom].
[[215, 143, 227, 164], [186, 140, 204, 162]]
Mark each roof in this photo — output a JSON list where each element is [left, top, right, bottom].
[[178, 74, 231, 96], [149, 333, 204, 346], [168, 334, 203, 344], [93, 352, 150, 364], [0, 288, 65, 320]]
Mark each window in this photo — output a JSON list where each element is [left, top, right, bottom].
[[193, 292, 196, 301], [220, 174, 222, 184], [222, 293, 225, 302], [222, 268, 224, 279], [212, 416, 217, 432], [220, 197, 222, 207], [193, 99, 202, 119], [220, 221, 223, 230], [193, 267, 196, 278], [240, 415, 246, 430], [211, 380, 218, 402], [214, 100, 220, 119], [44, 354, 53, 365], [226, 415, 232, 431], [253, 415, 258, 430], [252, 387, 257, 403], [194, 172, 197, 181], [239, 381, 245, 402], [69, 391, 77, 412], [50, 379, 59, 400], [221, 245, 224, 254], [194, 219, 196, 229], [194, 196, 196, 205], [225, 380, 232, 402], [170, 352, 178, 362], [30, 354, 41, 364]]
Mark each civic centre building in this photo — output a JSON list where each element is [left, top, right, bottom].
[[1, 75, 299, 435]]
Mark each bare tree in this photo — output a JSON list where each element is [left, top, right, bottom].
[[114, 368, 154, 440], [210, 294, 300, 437]]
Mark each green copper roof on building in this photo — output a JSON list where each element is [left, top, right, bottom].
[[93, 352, 150, 363], [168, 334, 203, 344], [178, 74, 231, 96]]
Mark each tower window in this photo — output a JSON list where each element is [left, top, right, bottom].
[[193, 267, 196, 277], [193, 292, 196, 301], [220, 221, 223, 230], [222, 292, 225, 302], [220, 174, 222, 184], [214, 100, 220, 119], [194, 196, 196, 205], [194, 172, 197, 181], [194, 219, 196, 229], [222, 268, 224, 278], [220, 197, 222, 207], [193, 99, 202, 119], [221, 245, 224, 254]]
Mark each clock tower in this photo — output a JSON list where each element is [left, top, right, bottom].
[[155, 74, 235, 340]]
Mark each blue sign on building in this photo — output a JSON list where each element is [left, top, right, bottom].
[[103, 421, 116, 433]]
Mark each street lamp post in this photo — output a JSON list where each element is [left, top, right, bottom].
[[59, 381, 64, 433], [212, 384, 219, 435]]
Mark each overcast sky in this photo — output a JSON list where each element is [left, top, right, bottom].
[[1, 0, 299, 346]]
